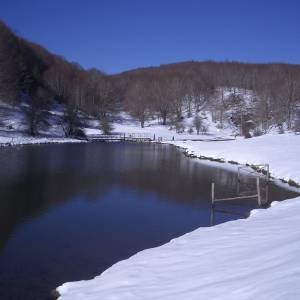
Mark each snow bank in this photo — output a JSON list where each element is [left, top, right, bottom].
[[57, 197, 300, 300], [169, 134, 300, 184], [83, 128, 102, 136], [0, 136, 84, 147]]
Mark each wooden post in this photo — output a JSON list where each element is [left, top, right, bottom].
[[211, 182, 215, 207], [265, 164, 269, 205], [256, 177, 261, 207], [210, 182, 215, 226], [237, 167, 240, 195], [210, 206, 214, 226]]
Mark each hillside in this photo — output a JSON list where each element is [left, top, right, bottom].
[[1, 20, 300, 142]]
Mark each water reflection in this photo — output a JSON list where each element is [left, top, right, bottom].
[[0, 143, 298, 299]]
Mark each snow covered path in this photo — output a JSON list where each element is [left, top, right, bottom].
[[57, 133, 300, 300]]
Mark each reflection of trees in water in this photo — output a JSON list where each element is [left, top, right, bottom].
[[0, 144, 114, 252], [117, 157, 238, 206], [113, 143, 240, 205], [0, 172, 113, 251], [116, 145, 298, 208]]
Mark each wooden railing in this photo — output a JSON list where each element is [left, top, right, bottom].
[[87, 133, 153, 142]]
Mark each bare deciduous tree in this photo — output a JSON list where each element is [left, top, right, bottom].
[[125, 80, 150, 128]]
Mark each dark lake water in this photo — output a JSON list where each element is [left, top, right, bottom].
[[0, 142, 298, 299]]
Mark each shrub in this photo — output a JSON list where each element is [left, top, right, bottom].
[[193, 115, 202, 134], [175, 122, 185, 133], [253, 128, 263, 137], [100, 117, 112, 134], [277, 123, 285, 134], [188, 127, 194, 134]]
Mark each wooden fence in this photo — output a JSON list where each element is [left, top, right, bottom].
[[210, 164, 270, 226]]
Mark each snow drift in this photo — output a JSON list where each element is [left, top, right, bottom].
[[57, 197, 300, 300]]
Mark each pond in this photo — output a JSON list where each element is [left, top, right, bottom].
[[0, 142, 298, 299]]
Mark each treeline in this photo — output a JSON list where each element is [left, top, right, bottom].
[[0, 20, 117, 136], [116, 61, 300, 135]]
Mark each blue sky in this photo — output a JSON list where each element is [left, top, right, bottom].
[[1, 0, 300, 74]]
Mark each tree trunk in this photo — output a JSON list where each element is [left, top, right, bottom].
[[220, 108, 223, 129], [161, 111, 167, 125]]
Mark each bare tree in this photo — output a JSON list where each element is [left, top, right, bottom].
[[279, 68, 300, 130], [193, 115, 203, 134], [125, 80, 150, 128], [0, 21, 20, 103], [27, 87, 50, 136], [294, 104, 300, 132], [152, 77, 173, 125], [91, 72, 116, 118], [43, 60, 74, 103]]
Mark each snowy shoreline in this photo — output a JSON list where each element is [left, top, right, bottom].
[[0, 136, 86, 147], [166, 134, 300, 187], [171, 144, 300, 193], [56, 133, 300, 300]]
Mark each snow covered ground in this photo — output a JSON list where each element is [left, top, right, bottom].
[[0, 98, 234, 145], [0, 101, 87, 146], [0, 136, 84, 146], [169, 134, 300, 184], [57, 132, 300, 300], [108, 112, 234, 141]]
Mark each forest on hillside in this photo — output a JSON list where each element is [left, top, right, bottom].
[[1, 20, 300, 137], [0, 20, 118, 136]]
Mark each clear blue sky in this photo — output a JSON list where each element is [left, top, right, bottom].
[[1, 0, 300, 74]]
